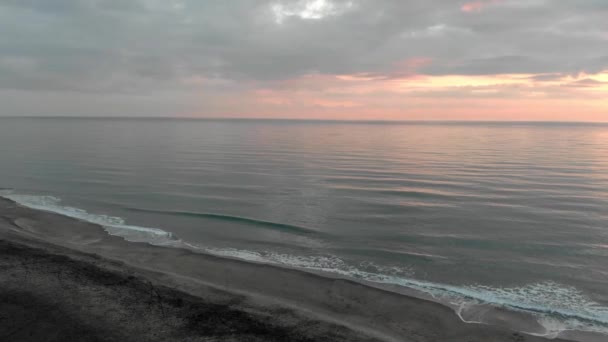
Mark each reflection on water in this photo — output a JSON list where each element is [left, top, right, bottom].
[[1, 118, 608, 339]]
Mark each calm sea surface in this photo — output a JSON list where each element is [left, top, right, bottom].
[[1, 118, 607, 338]]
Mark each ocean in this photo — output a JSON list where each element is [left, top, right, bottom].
[[1, 117, 607, 339]]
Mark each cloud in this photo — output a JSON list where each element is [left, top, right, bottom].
[[562, 78, 608, 88], [0, 0, 606, 119], [271, 0, 356, 23], [460, 0, 501, 13]]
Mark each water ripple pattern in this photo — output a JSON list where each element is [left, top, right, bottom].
[[1, 118, 607, 340]]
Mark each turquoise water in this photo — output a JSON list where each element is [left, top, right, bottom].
[[1, 118, 608, 339]]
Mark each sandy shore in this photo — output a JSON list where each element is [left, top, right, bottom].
[[0, 197, 570, 341]]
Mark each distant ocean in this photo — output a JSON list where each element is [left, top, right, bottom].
[[1, 117, 607, 339]]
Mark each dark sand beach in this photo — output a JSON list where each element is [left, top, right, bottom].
[[0, 197, 571, 342]]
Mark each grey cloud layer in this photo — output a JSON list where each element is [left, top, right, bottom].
[[1, 0, 607, 92]]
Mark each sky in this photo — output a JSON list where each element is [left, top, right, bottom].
[[0, 0, 607, 121]]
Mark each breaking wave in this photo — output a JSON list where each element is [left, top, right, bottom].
[[125, 207, 319, 235], [2, 190, 608, 340]]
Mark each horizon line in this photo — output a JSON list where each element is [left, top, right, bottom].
[[1, 116, 608, 125]]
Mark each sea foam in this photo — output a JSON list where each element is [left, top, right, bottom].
[[0, 191, 175, 244], [2, 190, 608, 340], [199, 246, 608, 338]]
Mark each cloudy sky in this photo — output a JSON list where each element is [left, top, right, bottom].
[[1, 0, 607, 120]]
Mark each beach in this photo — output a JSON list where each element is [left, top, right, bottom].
[[2, 0, 607, 339], [0, 197, 572, 341]]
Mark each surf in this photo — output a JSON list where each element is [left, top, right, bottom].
[[0, 191, 176, 243], [3, 190, 608, 340], [125, 207, 320, 236]]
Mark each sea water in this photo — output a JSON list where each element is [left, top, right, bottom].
[[1, 117, 607, 340]]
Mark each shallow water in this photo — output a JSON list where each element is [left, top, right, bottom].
[[1, 118, 607, 339]]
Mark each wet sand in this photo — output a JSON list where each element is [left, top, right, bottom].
[[0, 197, 570, 341]]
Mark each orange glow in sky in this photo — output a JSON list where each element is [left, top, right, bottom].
[[4, 1, 604, 121], [192, 71, 608, 122], [461, 1, 502, 13]]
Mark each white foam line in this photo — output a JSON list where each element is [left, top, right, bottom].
[[454, 302, 486, 325], [197, 246, 608, 337], [3, 191, 608, 338], [2, 192, 173, 239]]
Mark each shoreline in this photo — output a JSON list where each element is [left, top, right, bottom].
[[0, 197, 576, 341]]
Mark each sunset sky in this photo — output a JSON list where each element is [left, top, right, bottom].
[[1, 0, 607, 121]]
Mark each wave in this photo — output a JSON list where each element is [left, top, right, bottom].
[[1, 191, 176, 244], [125, 207, 319, 235], [183, 245, 608, 338], [2, 190, 608, 339]]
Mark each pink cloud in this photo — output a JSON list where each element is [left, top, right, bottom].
[[461, 0, 501, 13], [396, 57, 433, 71], [189, 70, 608, 122], [388, 57, 433, 79]]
